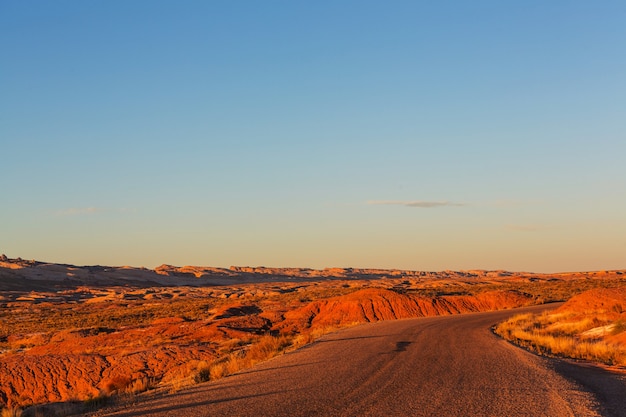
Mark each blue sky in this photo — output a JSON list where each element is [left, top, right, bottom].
[[2, 1, 625, 272]]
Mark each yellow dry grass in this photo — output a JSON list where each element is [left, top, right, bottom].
[[0, 407, 22, 417], [189, 334, 291, 385], [185, 325, 349, 388], [495, 311, 626, 366]]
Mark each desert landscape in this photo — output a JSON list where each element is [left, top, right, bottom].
[[4, 1, 625, 416], [1, 255, 625, 416]]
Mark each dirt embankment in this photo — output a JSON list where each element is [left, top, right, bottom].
[[556, 287, 626, 346], [494, 287, 626, 371], [556, 287, 626, 316], [281, 288, 532, 330]]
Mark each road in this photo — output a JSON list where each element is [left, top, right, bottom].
[[98, 304, 626, 417]]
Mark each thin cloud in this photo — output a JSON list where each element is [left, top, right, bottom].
[[55, 207, 135, 216], [367, 200, 466, 208], [56, 207, 101, 216]]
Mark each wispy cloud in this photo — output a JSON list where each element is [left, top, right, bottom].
[[367, 200, 466, 208], [55, 207, 135, 216], [56, 207, 101, 216]]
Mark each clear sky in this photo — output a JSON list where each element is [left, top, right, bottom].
[[2, 1, 625, 272]]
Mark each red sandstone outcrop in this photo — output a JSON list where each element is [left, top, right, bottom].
[[281, 288, 532, 330], [553, 287, 626, 348]]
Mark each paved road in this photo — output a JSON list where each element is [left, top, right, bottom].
[[99, 305, 626, 417]]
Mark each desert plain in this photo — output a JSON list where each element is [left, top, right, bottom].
[[1, 255, 625, 416]]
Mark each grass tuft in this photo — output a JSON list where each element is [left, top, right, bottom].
[[1, 407, 22, 417]]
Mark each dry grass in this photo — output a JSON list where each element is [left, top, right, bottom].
[[495, 311, 626, 366], [189, 322, 360, 388], [125, 377, 155, 394], [1, 407, 22, 417], [0, 284, 363, 352], [191, 334, 292, 384], [102, 376, 132, 395], [612, 319, 626, 335], [184, 325, 350, 390], [0, 297, 223, 339], [408, 276, 626, 302]]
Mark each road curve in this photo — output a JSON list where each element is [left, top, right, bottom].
[[97, 304, 626, 417]]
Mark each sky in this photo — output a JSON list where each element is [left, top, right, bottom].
[[1, 1, 625, 272]]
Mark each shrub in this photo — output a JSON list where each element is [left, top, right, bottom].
[[125, 377, 155, 394], [102, 375, 131, 394], [194, 361, 211, 383], [611, 319, 626, 335]]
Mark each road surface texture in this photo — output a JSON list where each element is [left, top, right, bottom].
[[96, 304, 626, 417]]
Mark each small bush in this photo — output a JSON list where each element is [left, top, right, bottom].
[[245, 335, 290, 364], [102, 375, 131, 394], [611, 319, 626, 335], [125, 377, 155, 394], [194, 362, 211, 383], [209, 362, 229, 380]]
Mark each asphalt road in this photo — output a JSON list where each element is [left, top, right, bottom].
[[98, 304, 626, 417]]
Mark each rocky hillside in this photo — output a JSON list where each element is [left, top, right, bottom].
[[281, 288, 532, 330]]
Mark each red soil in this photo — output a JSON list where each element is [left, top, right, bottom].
[[556, 287, 626, 348], [557, 287, 626, 317], [281, 288, 532, 330], [0, 289, 533, 407]]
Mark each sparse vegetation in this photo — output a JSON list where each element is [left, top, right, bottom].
[[612, 319, 626, 335], [2, 262, 625, 411], [190, 334, 292, 384], [410, 276, 626, 303], [185, 325, 348, 390], [102, 375, 154, 396], [495, 288, 626, 367], [126, 377, 155, 395]]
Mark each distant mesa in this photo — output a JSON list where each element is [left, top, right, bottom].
[[1, 255, 625, 293]]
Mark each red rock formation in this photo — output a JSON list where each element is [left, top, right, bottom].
[[281, 288, 532, 331], [556, 287, 626, 316]]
